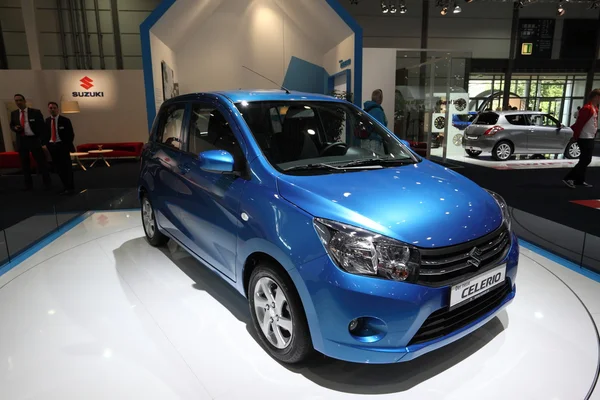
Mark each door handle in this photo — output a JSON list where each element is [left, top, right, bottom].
[[178, 163, 191, 174]]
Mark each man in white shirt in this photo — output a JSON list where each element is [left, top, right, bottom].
[[9, 94, 51, 190]]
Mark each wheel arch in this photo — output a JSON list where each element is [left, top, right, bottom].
[[238, 240, 324, 351]]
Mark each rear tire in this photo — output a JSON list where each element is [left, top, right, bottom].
[[565, 141, 581, 159], [249, 262, 313, 364], [141, 196, 168, 247], [465, 149, 482, 158], [492, 141, 513, 161]]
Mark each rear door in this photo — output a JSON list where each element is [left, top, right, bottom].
[[527, 114, 564, 152], [147, 102, 189, 240], [464, 112, 499, 138]]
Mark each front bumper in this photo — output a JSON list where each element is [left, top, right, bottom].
[[462, 135, 496, 153], [290, 232, 519, 364]]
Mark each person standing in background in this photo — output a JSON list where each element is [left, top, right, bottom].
[[46, 102, 75, 195], [363, 89, 387, 154], [10, 94, 51, 191], [563, 89, 600, 189]]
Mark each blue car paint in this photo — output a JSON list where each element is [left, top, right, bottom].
[[139, 90, 517, 364]]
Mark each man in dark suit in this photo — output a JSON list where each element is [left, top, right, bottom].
[[46, 102, 75, 194], [10, 94, 51, 190]]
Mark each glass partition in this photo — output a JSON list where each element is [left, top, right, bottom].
[[0, 188, 139, 268], [394, 50, 470, 163]]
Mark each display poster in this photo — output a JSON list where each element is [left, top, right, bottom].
[[517, 19, 555, 59], [161, 61, 178, 100]]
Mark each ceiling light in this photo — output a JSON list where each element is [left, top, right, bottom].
[[400, 5, 407, 13], [465, 0, 473, 3], [441, 6, 448, 15], [390, 3, 397, 13], [557, 3, 565, 16], [453, 4, 462, 13]]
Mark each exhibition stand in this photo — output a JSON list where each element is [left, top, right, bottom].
[[140, 0, 362, 130]]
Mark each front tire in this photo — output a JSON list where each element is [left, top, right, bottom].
[[141, 196, 168, 247], [249, 262, 313, 364], [466, 149, 482, 158], [492, 141, 513, 161], [565, 141, 581, 159]]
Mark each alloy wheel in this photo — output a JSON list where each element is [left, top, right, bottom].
[[568, 143, 581, 158], [496, 143, 512, 160], [452, 134, 463, 146], [142, 198, 156, 238], [253, 277, 293, 349]]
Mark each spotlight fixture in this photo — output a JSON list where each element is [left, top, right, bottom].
[[390, 3, 397, 13], [592, 1, 600, 9], [441, 6, 448, 15], [400, 4, 407, 13], [453, 4, 462, 13], [465, 0, 473, 3], [381, 0, 389, 13], [557, 3, 565, 16]]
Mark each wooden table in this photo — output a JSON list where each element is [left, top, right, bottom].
[[87, 149, 114, 168], [70, 152, 89, 171]]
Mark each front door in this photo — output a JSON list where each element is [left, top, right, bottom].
[[175, 100, 247, 281], [527, 114, 564, 153]]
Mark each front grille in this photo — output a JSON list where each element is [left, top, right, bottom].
[[417, 225, 511, 287], [408, 280, 512, 346]]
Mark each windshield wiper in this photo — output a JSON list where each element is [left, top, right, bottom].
[[283, 163, 345, 172], [339, 157, 415, 168], [283, 162, 384, 173]]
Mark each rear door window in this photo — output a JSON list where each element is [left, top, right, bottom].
[[528, 114, 559, 127], [505, 114, 528, 126], [472, 112, 499, 125]]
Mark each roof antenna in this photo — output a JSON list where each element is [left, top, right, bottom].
[[242, 65, 290, 94]]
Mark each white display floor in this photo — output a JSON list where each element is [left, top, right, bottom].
[[1, 211, 599, 400]]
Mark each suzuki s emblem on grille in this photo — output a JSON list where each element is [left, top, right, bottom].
[[467, 247, 483, 268]]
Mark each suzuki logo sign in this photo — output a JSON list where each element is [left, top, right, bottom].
[[80, 76, 94, 90], [73, 76, 104, 97]]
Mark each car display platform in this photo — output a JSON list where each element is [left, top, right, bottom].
[[0, 211, 599, 399], [438, 151, 600, 170]]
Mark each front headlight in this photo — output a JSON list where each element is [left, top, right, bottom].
[[314, 218, 420, 282], [486, 190, 511, 230]]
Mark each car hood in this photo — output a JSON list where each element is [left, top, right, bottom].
[[277, 161, 503, 247]]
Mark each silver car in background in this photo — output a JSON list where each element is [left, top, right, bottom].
[[462, 111, 580, 161]]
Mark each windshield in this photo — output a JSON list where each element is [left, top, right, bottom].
[[235, 101, 417, 174]]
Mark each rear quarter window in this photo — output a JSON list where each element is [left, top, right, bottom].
[[472, 113, 499, 125]]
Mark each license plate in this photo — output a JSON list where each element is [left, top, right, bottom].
[[449, 264, 506, 309], [467, 136, 478, 140]]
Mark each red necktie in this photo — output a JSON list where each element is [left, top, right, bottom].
[[20, 110, 25, 136], [51, 118, 57, 142]]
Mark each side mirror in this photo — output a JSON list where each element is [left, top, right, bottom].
[[400, 139, 410, 147], [198, 150, 235, 173]]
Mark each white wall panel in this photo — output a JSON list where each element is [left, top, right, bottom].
[[0, 69, 148, 149], [362, 48, 396, 126]]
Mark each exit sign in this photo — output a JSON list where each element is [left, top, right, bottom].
[[521, 43, 533, 55]]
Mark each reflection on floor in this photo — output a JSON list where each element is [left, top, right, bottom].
[[0, 211, 599, 399], [430, 147, 600, 170], [572, 199, 600, 210]]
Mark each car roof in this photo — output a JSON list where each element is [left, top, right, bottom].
[[165, 89, 342, 104]]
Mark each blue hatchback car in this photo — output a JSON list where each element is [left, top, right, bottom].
[[138, 90, 518, 364]]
